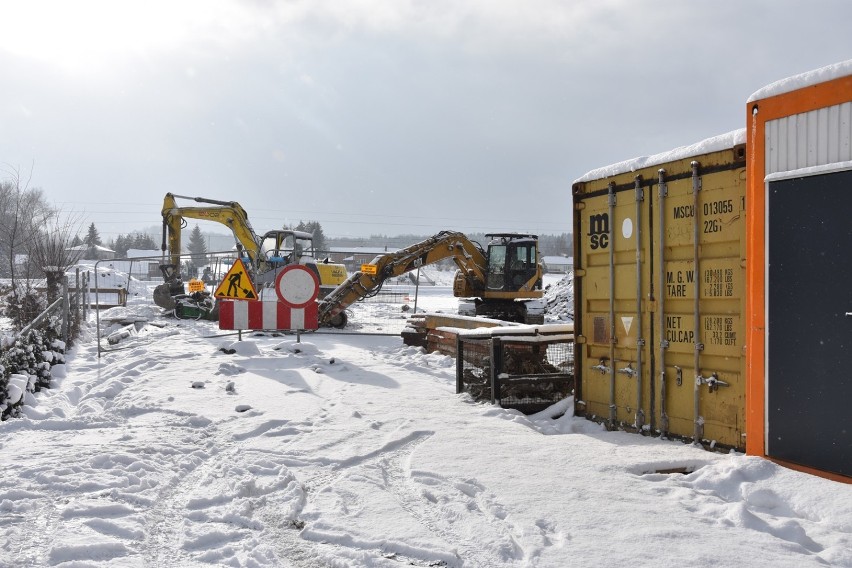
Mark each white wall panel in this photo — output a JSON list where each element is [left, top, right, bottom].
[[767, 101, 852, 174]]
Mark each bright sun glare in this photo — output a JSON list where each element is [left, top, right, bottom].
[[0, 1, 226, 73]]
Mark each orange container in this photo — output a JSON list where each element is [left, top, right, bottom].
[[746, 62, 852, 482]]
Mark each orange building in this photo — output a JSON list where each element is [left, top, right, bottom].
[[746, 61, 852, 482]]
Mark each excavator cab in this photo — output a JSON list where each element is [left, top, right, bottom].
[[260, 230, 315, 268], [485, 234, 540, 292]]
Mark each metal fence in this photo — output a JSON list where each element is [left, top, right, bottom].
[[3, 269, 90, 348], [88, 251, 466, 356], [456, 327, 574, 414]]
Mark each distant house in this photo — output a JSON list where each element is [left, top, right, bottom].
[[327, 247, 400, 271], [67, 244, 116, 261], [542, 256, 573, 274], [124, 249, 163, 279]]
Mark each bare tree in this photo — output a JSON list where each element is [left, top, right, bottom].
[[0, 165, 56, 328], [29, 213, 85, 304]]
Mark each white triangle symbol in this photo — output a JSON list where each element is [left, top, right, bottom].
[[621, 316, 634, 335]]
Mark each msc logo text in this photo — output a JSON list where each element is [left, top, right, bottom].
[[588, 213, 609, 250]]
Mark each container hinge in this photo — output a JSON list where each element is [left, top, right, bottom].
[[591, 358, 611, 375], [658, 182, 668, 198], [697, 372, 729, 393], [675, 365, 683, 386], [617, 363, 637, 378], [660, 339, 670, 349], [575, 335, 587, 344], [575, 269, 586, 277], [608, 192, 617, 206], [691, 161, 702, 194], [637, 338, 646, 348], [695, 342, 704, 352]]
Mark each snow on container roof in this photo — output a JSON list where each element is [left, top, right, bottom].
[[748, 59, 852, 103], [573, 129, 746, 184]]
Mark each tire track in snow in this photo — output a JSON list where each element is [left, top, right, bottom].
[[7, 491, 62, 566]]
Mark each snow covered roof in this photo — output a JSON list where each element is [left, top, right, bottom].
[[67, 244, 115, 252], [542, 256, 572, 265], [748, 59, 852, 103], [573, 129, 746, 184], [329, 247, 401, 255], [126, 249, 161, 259]]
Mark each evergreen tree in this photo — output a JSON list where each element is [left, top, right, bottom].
[[84, 223, 101, 246], [112, 234, 129, 257], [293, 220, 327, 253], [70, 234, 83, 247], [187, 224, 208, 274], [132, 232, 157, 250]]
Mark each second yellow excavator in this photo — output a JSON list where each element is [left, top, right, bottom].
[[318, 231, 544, 328]]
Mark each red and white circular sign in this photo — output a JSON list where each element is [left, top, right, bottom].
[[275, 265, 320, 307]]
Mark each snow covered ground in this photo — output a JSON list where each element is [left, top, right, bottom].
[[0, 275, 851, 567]]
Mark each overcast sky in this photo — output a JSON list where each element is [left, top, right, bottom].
[[2, 0, 851, 242]]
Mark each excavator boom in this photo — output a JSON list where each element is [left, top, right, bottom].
[[318, 230, 543, 327], [161, 193, 262, 268]]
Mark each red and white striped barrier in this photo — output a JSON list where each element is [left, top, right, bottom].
[[218, 265, 320, 331], [218, 299, 318, 330]]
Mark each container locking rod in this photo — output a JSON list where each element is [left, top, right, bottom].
[[617, 363, 637, 378], [697, 372, 728, 393], [591, 358, 611, 375]]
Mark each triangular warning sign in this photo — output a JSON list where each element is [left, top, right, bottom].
[[214, 259, 258, 300], [621, 316, 634, 335]]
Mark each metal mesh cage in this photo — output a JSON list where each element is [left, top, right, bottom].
[[456, 331, 574, 414]]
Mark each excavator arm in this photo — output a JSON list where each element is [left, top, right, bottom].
[[161, 193, 262, 272], [318, 231, 488, 326]]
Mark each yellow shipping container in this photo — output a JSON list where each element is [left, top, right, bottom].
[[572, 131, 747, 450]]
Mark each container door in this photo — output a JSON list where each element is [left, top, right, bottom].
[[575, 183, 652, 431], [767, 170, 852, 477], [652, 166, 746, 449]]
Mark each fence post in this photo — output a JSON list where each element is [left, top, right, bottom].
[[490, 337, 502, 405], [62, 277, 70, 345], [84, 271, 90, 320], [455, 335, 464, 394], [75, 268, 81, 334]]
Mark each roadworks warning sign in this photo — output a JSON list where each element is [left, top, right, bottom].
[[214, 259, 258, 300]]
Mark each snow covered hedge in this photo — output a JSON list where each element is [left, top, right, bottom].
[[0, 317, 66, 420]]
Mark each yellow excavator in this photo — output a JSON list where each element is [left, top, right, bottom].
[[154, 193, 347, 317], [318, 231, 544, 328]]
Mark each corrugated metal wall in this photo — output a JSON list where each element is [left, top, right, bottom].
[[765, 102, 852, 174]]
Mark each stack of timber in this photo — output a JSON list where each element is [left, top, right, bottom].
[[402, 313, 514, 356]]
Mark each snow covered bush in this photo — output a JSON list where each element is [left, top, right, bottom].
[[2, 289, 46, 331], [0, 326, 66, 419]]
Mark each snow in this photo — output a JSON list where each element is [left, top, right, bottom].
[[765, 160, 852, 183], [748, 59, 852, 103], [573, 129, 746, 184], [1, 277, 851, 567]]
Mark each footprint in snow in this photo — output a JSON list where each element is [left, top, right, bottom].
[[216, 362, 246, 376]]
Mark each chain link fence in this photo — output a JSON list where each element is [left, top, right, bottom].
[[456, 327, 574, 414]]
